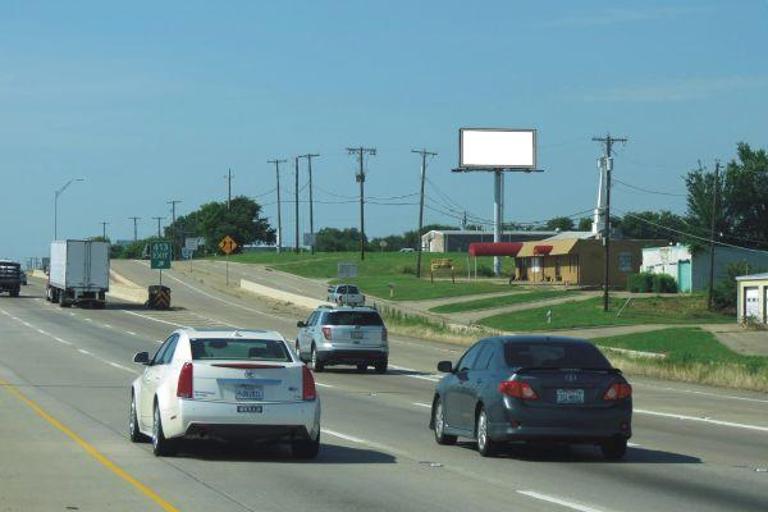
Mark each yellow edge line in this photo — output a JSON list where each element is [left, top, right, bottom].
[[0, 378, 179, 512]]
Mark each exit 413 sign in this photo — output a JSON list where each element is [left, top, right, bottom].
[[150, 241, 172, 269]]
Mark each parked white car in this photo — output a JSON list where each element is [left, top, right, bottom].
[[326, 284, 365, 306], [129, 328, 321, 458]]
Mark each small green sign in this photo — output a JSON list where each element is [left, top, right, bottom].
[[150, 241, 172, 269]]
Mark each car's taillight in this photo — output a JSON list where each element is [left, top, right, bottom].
[[322, 327, 332, 341], [603, 383, 632, 400], [177, 362, 193, 399], [302, 365, 317, 401], [382, 328, 388, 343], [499, 380, 539, 400]]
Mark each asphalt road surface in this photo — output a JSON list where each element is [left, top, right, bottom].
[[1, 262, 767, 512]]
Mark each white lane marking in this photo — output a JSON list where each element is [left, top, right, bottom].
[[635, 409, 768, 433], [103, 324, 112, 328], [315, 382, 334, 388], [36, 329, 47, 335], [321, 428, 410, 459], [84, 318, 93, 322], [151, 268, 287, 321], [627, 442, 641, 448], [120, 309, 185, 328], [54, 337, 73, 346], [322, 429, 367, 444], [78, 349, 92, 355], [388, 364, 441, 382], [517, 490, 606, 512], [108, 361, 137, 374], [412, 402, 431, 409], [635, 383, 768, 404], [155, 340, 163, 344], [125, 331, 137, 336]]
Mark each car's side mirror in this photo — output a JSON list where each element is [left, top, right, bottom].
[[437, 360, 453, 373], [297, 321, 306, 328], [133, 352, 150, 365]]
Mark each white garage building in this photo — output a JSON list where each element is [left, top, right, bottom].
[[736, 273, 768, 325]]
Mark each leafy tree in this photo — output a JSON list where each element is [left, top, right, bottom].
[[617, 210, 686, 242], [545, 216, 575, 231], [315, 227, 366, 252], [577, 217, 592, 231], [166, 196, 274, 255]]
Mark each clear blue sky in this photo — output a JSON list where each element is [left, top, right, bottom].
[[2, 1, 767, 263]]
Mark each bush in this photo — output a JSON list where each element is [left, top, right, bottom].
[[399, 265, 416, 275], [652, 274, 677, 293], [627, 272, 654, 292], [476, 265, 495, 278]]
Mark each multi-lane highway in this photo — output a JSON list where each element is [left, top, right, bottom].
[[1, 261, 767, 512]]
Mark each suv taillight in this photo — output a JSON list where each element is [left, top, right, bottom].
[[382, 328, 388, 343], [603, 383, 632, 400], [177, 362, 193, 398], [499, 380, 539, 400], [302, 365, 317, 401], [321, 327, 332, 341]]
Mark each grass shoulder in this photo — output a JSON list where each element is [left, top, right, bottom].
[[478, 295, 732, 332], [430, 289, 572, 314]]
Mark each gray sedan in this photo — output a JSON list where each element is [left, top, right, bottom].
[[430, 335, 632, 459]]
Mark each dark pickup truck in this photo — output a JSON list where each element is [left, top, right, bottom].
[[0, 260, 22, 297]]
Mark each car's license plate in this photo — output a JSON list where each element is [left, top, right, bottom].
[[235, 384, 263, 401], [556, 388, 584, 404], [236, 405, 263, 413], [351, 331, 364, 340]]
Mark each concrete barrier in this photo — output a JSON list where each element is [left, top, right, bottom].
[[240, 279, 332, 310]]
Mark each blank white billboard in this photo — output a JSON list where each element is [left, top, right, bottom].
[[459, 128, 537, 169]]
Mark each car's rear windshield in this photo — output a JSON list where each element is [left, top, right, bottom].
[[190, 338, 291, 362], [504, 341, 611, 369], [336, 285, 359, 294], [324, 311, 383, 326]]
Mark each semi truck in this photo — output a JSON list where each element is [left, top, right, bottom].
[[46, 240, 110, 308], [0, 260, 22, 297]]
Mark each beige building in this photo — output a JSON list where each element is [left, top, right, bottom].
[[736, 273, 768, 324], [511, 239, 663, 288]]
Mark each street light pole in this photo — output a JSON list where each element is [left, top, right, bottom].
[[53, 178, 84, 240]]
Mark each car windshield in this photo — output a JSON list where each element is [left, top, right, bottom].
[[324, 311, 383, 326], [190, 338, 291, 362], [504, 341, 611, 369], [336, 286, 359, 294]]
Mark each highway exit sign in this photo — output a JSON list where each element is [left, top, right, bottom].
[[150, 241, 172, 269]]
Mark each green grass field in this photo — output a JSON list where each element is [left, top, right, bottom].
[[220, 251, 515, 301], [430, 290, 572, 314], [478, 295, 732, 332]]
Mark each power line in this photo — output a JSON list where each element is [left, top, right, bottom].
[[613, 178, 686, 197]]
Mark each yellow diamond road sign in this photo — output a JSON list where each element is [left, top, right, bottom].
[[219, 236, 238, 255]]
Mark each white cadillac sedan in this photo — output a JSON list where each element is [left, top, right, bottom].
[[129, 328, 321, 458]]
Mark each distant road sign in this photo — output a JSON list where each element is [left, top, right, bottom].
[[150, 241, 172, 269], [185, 237, 205, 251], [219, 236, 238, 255], [181, 247, 193, 260], [337, 262, 358, 278]]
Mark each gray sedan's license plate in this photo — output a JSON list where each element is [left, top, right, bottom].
[[351, 330, 364, 340], [556, 388, 584, 404], [237, 405, 263, 413], [235, 384, 263, 401]]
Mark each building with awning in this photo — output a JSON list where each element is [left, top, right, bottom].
[[510, 238, 663, 287]]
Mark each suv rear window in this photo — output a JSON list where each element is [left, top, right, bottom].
[[324, 311, 383, 326], [504, 341, 611, 369], [335, 286, 359, 294], [190, 338, 291, 362]]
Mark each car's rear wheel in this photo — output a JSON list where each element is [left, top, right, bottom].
[[600, 437, 628, 460], [433, 398, 457, 445], [10, 287, 19, 297], [310, 346, 324, 372], [152, 402, 177, 456], [476, 407, 499, 457], [373, 361, 387, 374], [356, 364, 368, 372], [129, 393, 148, 443], [292, 430, 321, 459]]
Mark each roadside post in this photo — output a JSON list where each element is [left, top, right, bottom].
[[218, 235, 238, 286]]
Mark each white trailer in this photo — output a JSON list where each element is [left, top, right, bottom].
[[46, 240, 110, 308]]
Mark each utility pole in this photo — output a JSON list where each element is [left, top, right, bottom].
[[298, 153, 320, 255], [294, 157, 300, 254], [347, 146, 376, 260], [225, 168, 233, 210], [168, 200, 181, 225], [707, 160, 721, 311], [268, 159, 287, 253], [100, 221, 109, 240], [167, 200, 182, 260], [129, 217, 140, 241], [152, 216, 165, 238], [412, 148, 437, 278], [592, 133, 628, 312]]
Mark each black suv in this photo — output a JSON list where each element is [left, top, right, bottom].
[[0, 260, 22, 297]]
